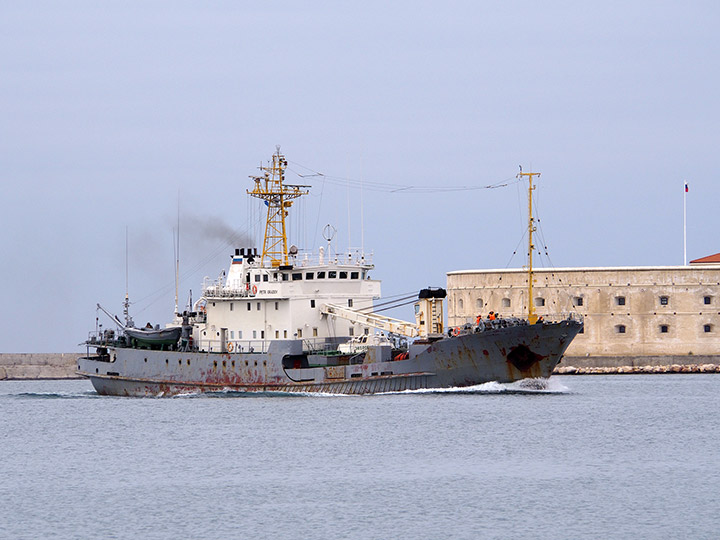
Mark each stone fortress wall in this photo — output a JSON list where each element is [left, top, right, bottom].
[[447, 264, 720, 371]]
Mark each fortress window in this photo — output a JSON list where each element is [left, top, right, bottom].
[[476, 298, 484, 309], [348, 299, 354, 307], [351, 272, 359, 279], [502, 298, 511, 308], [535, 297, 545, 307], [616, 324, 626, 334], [317, 271, 326, 279], [704, 324, 712, 333], [574, 297, 584, 307], [660, 325, 669, 334], [292, 273, 302, 280], [310, 299, 316, 308], [660, 296, 669, 306], [616, 296, 626, 306], [328, 271, 337, 278], [254, 274, 261, 282], [263, 274, 269, 282], [704, 296, 712, 305], [339, 271, 348, 279]]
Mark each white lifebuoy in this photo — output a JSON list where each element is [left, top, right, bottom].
[[252, 285, 258, 295], [227, 342, 234, 352]]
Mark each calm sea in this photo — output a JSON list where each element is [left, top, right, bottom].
[[1, 375, 718, 540]]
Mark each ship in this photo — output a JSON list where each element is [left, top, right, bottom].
[[78, 149, 583, 396]]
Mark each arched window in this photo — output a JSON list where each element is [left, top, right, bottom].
[[616, 324, 626, 334], [458, 298, 464, 311], [502, 298, 511, 308], [476, 298, 484, 309]]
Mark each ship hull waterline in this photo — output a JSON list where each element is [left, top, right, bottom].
[[78, 320, 581, 397]]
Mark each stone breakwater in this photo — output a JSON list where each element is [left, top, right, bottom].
[[554, 364, 720, 375], [0, 354, 82, 380]]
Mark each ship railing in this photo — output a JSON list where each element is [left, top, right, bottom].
[[453, 311, 583, 330], [202, 278, 253, 298], [202, 339, 270, 354], [289, 249, 374, 268]]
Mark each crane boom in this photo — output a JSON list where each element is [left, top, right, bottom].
[[321, 304, 421, 338]]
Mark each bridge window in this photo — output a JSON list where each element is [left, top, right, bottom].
[[282, 273, 289, 281], [317, 271, 326, 279], [306, 272, 314, 280], [339, 271, 348, 279], [254, 274, 261, 282], [263, 274, 269, 282], [292, 273, 302, 280], [351, 272, 359, 279], [328, 271, 337, 278]]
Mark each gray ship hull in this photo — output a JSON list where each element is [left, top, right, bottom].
[[78, 320, 581, 397]]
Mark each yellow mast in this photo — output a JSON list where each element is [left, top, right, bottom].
[[247, 148, 309, 267], [517, 170, 540, 324]]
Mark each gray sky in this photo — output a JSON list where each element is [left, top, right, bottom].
[[2, 1, 718, 353]]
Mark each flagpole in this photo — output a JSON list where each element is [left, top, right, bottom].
[[683, 180, 687, 265]]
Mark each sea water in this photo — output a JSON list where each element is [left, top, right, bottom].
[[1, 375, 718, 540]]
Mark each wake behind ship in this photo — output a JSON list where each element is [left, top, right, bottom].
[[78, 150, 582, 396]]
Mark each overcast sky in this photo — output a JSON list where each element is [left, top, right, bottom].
[[2, 1, 718, 353]]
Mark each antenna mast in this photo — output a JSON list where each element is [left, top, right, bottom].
[[517, 169, 540, 324], [247, 147, 309, 267]]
